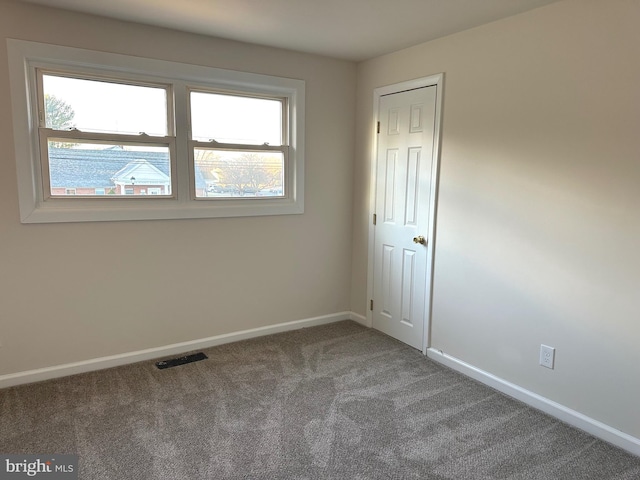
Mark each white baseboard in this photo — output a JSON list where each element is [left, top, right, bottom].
[[0, 312, 353, 389], [426, 348, 640, 457], [349, 311, 368, 326]]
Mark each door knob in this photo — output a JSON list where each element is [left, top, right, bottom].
[[413, 235, 427, 245]]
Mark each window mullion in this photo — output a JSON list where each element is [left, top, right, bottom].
[[173, 81, 191, 202]]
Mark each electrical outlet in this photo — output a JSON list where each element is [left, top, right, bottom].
[[539, 344, 555, 369]]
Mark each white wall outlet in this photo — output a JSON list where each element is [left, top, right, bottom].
[[540, 344, 555, 369]]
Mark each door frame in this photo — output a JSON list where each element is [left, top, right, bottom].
[[366, 74, 445, 355]]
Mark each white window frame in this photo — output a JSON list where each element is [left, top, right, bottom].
[[37, 69, 176, 201], [187, 87, 289, 201], [7, 39, 305, 223]]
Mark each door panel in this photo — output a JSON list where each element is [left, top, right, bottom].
[[372, 86, 436, 350], [384, 150, 397, 223]]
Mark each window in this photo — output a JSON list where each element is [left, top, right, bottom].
[[190, 91, 286, 199], [40, 72, 173, 200], [7, 40, 305, 223]]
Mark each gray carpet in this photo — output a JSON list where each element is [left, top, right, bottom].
[[1, 321, 639, 479]]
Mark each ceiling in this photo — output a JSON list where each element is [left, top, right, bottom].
[[20, 0, 562, 61]]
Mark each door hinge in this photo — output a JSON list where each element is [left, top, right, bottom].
[[376, 121, 380, 134], [370, 299, 374, 311], [373, 213, 377, 225]]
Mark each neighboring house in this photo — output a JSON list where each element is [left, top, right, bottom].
[[111, 159, 171, 196], [48, 147, 207, 195]]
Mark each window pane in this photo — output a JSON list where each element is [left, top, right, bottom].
[[42, 74, 168, 136], [194, 149, 284, 198], [191, 92, 282, 145], [47, 140, 171, 197]]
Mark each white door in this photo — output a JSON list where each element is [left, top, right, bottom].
[[372, 85, 437, 350]]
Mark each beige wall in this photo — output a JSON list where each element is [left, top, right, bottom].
[[353, 0, 640, 439], [0, 0, 356, 374]]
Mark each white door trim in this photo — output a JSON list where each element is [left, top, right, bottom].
[[366, 74, 445, 355]]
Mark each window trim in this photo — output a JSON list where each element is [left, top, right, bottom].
[[7, 39, 305, 223]]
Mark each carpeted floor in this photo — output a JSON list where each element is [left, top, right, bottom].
[[1, 321, 639, 479]]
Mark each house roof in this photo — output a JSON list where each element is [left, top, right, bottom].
[[48, 147, 206, 188], [112, 159, 170, 185]]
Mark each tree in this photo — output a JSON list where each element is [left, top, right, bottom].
[[195, 150, 282, 196], [45, 94, 76, 148], [214, 152, 282, 195], [45, 94, 75, 130]]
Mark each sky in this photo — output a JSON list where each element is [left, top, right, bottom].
[[43, 73, 282, 148]]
